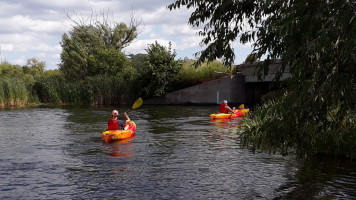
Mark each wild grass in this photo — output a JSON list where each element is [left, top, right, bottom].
[[0, 78, 27, 107], [34, 74, 136, 105], [171, 59, 233, 91]]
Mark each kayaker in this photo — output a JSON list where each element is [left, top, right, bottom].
[[219, 100, 236, 114], [107, 110, 131, 130]]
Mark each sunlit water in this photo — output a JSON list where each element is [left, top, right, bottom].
[[1, 105, 355, 199]]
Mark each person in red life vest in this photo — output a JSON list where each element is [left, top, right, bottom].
[[107, 110, 131, 130], [219, 100, 236, 113]]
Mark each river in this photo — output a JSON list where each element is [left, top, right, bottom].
[[1, 105, 356, 199]]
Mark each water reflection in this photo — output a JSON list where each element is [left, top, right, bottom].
[[211, 117, 241, 123], [274, 157, 356, 199], [1, 105, 356, 199], [103, 136, 135, 157], [209, 117, 243, 136]]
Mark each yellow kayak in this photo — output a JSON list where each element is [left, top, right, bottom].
[[102, 121, 136, 143], [210, 109, 249, 119]]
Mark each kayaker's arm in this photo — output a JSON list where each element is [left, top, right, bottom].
[[226, 105, 236, 114], [124, 112, 131, 122]]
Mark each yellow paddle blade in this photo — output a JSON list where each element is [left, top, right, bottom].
[[238, 104, 244, 109], [132, 97, 143, 109]]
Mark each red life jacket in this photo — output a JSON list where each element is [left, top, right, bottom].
[[219, 103, 228, 113], [107, 119, 119, 130]]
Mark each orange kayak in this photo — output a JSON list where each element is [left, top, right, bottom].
[[210, 109, 249, 119], [102, 121, 136, 143]]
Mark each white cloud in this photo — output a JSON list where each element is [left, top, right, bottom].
[[1, 44, 14, 51], [177, 36, 201, 50], [30, 0, 90, 10], [12, 57, 27, 65], [161, 24, 197, 37], [35, 53, 46, 58], [0, 33, 56, 52], [0, 0, 252, 69], [51, 53, 60, 59], [122, 39, 173, 55]]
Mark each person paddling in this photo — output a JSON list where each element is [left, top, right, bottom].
[[219, 100, 236, 114], [107, 110, 131, 130]]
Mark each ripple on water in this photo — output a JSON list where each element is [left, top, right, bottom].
[[1, 106, 356, 199]]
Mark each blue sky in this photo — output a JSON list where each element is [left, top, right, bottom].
[[0, 0, 253, 70]]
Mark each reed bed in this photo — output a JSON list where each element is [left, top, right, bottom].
[[0, 78, 27, 107]]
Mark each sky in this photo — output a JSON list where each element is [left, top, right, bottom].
[[0, 0, 253, 70]]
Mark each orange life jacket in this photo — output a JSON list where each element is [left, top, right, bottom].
[[107, 119, 119, 130], [219, 103, 228, 113]]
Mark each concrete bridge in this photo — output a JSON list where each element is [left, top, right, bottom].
[[145, 60, 290, 107]]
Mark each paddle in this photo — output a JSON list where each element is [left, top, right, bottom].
[[125, 97, 143, 113]]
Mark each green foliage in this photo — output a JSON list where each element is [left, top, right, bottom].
[[0, 56, 138, 106], [0, 77, 27, 106], [169, 0, 356, 158], [0, 80, 3, 105], [86, 75, 134, 105], [129, 53, 149, 74], [168, 0, 256, 66], [59, 21, 137, 81], [172, 59, 230, 90], [0, 62, 23, 78], [22, 58, 45, 77], [142, 41, 182, 97], [241, 95, 356, 159], [33, 72, 138, 105], [34, 73, 64, 104], [0, 59, 45, 106], [97, 22, 138, 50]]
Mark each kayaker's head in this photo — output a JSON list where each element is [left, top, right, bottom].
[[223, 100, 228, 104], [112, 110, 119, 118]]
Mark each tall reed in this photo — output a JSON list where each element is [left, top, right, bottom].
[[36, 75, 136, 105], [0, 78, 27, 107]]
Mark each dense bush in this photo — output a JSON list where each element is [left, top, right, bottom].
[[241, 96, 356, 159], [140, 41, 182, 98]]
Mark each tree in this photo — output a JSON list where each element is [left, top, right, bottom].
[[143, 41, 182, 97], [168, 0, 259, 66], [169, 1, 356, 158], [97, 22, 138, 50], [23, 58, 45, 77], [129, 53, 149, 74], [0, 62, 23, 78], [59, 15, 138, 81]]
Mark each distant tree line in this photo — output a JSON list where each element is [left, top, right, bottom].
[[0, 15, 231, 107]]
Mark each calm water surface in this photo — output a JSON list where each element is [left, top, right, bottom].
[[1, 105, 356, 199]]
